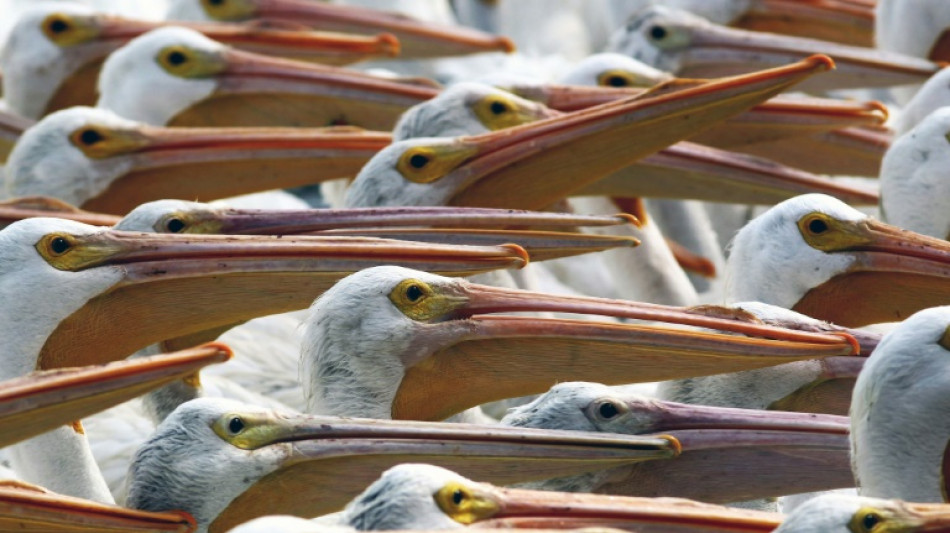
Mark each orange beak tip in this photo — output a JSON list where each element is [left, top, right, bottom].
[[377, 33, 401, 57], [808, 54, 837, 72], [503, 243, 530, 268], [201, 342, 235, 363], [616, 213, 643, 228], [868, 100, 890, 121], [498, 36, 516, 54], [834, 332, 862, 356]]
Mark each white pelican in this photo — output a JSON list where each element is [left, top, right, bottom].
[[122, 398, 685, 532], [345, 56, 832, 210], [608, 6, 938, 93], [0, 217, 524, 498], [314, 463, 785, 531], [4, 106, 390, 214], [876, 0, 950, 62], [301, 266, 862, 421], [165, 0, 514, 59], [850, 306, 950, 503], [96, 27, 438, 129], [894, 67, 950, 135], [0, 4, 398, 120], [880, 107, 950, 239], [775, 493, 950, 532]]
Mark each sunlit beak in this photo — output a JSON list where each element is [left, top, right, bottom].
[[736, 124, 892, 177], [0, 343, 230, 448], [218, 0, 515, 59], [0, 110, 31, 163], [207, 413, 679, 531], [0, 197, 120, 230], [433, 56, 833, 210], [40, 14, 404, 115], [37, 231, 527, 370], [580, 141, 879, 205], [0, 481, 195, 532], [68, 125, 391, 215], [732, 0, 875, 47], [670, 20, 939, 92], [163, 206, 639, 261], [898, 502, 950, 532], [793, 219, 950, 327], [464, 486, 783, 532], [387, 281, 860, 421], [167, 48, 439, 130]]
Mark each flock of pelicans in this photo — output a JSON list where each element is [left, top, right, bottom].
[[8, 0, 950, 531]]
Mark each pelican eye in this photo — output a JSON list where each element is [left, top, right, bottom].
[[228, 416, 245, 434], [599, 402, 620, 419], [807, 217, 829, 235], [405, 283, 425, 302], [590, 398, 628, 422], [434, 482, 499, 525], [937, 325, 950, 351], [409, 153, 430, 169], [489, 100, 508, 115], [50, 236, 72, 255], [165, 217, 187, 233], [795, 212, 871, 252], [649, 25, 668, 40], [36, 233, 82, 267], [168, 51, 187, 66], [389, 279, 466, 321], [849, 507, 887, 532], [156, 45, 222, 78], [48, 18, 69, 34], [605, 75, 629, 87], [77, 129, 103, 146], [597, 69, 638, 88], [201, 0, 256, 21]]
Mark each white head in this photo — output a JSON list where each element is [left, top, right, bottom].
[[776, 493, 949, 533], [165, 0, 218, 22], [894, 69, 950, 135], [0, 3, 97, 119], [115, 199, 216, 232], [876, 0, 950, 58], [392, 82, 551, 141], [302, 266, 470, 418], [725, 194, 864, 308], [125, 398, 295, 532], [561, 52, 671, 88], [606, 6, 708, 73], [97, 26, 220, 125], [881, 107, 950, 239], [851, 306, 950, 502], [341, 464, 472, 531], [5, 106, 139, 205], [0, 218, 123, 379]]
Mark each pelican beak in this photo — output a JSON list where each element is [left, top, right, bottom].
[[206, 413, 679, 531], [664, 18, 938, 92], [898, 502, 950, 532], [384, 281, 859, 421], [0, 343, 231, 448], [732, 0, 875, 47], [0, 197, 120, 230], [157, 206, 639, 261], [768, 355, 866, 415], [0, 110, 31, 163], [36, 230, 526, 370], [60, 124, 390, 215], [581, 141, 878, 205], [0, 481, 195, 532], [397, 56, 832, 210], [164, 47, 439, 130], [38, 12, 404, 115], [196, 0, 515, 59], [451, 485, 782, 532], [791, 218, 950, 327]]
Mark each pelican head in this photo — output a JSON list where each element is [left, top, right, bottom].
[[561, 52, 672, 88], [727, 193, 950, 327], [881, 107, 950, 239], [304, 266, 859, 421], [775, 493, 950, 532], [851, 306, 950, 503], [393, 82, 556, 141], [894, 68, 950, 135]]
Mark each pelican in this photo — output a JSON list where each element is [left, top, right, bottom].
[[313, 463, 786, 531], [96, 27, 438, 129], [608, 6, 938, 93], [0, 4, 399, 120], [301, 266, 864, 421], [4, 106, 391, 214], [345, 55, 832, 210], [850, 306, 950, 503], [775, 494, 950, 532], [165, 0, 514, 60], [894, 67, 950, 136], [880, 107, 950, 239], [122, 398, 688, 532], [0, 217, 524, 497], [876, 0, 950, 62], [0, 343, 229, 448]]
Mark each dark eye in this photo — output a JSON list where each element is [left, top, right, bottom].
[[48, 19, 69, 34], [409, 153, 429, 169], [208, 0, 224, 5], [165, 218, 186, 233], [406, 284, 424, 302], [650, 25, 667, 40], [452, 489, 464, 505], [78, 129, 103, 146], [808, 218, 829, 234], [228, 417, 245, 434], [489, 101, 508, 115], [50, 237, 71, 255], [597, 401, 621, 420], [167, 51, 188, 66], [605, 75, 629, 87], [862, 513, 880, 530]]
